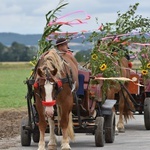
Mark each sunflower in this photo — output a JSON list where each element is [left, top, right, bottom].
[[91, 54, 98, 60], [147, 63, 150, 69], [141, 70, 148, 75], [100, 64, 107, 71]]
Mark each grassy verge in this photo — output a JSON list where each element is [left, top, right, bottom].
[[0, 61, 141, 109], [0, 62, 33, 109]]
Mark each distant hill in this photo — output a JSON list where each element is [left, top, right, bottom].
[[0, 32, 92, 51], [0, 32, 41, 46], [2, 32, 148, 51]]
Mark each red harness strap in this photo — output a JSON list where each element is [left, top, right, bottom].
[[42, 100, 56, 107], [33, 82, 39, 88]]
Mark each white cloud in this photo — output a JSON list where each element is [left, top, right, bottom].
[[0, 3, 22, 15], [0, 0, 149, 34], [32, 3, 57, 15]]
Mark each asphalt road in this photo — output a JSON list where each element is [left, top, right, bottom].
[[2, 114, 150, 150]]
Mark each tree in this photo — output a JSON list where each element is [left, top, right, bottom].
[[0, 42, 37, 62], [0, 42, 7, 61], [75, 50, 91, 62]]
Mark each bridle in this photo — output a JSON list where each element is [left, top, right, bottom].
[[32, 48, 76, 107], [33, 66, 73, 107]]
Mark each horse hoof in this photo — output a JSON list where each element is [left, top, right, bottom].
[[38, 148, 46, 150], [118, 128, 125, 133], [48, 145, 57, 150], [115, 130, 119, 135], [61, 148, 71, 150], [61, 144, 71, 150]]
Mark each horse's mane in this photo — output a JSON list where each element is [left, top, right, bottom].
[[43, 49, 64, 78]]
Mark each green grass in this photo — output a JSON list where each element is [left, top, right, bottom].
[[0, 61, 141, 109], [0, 63, 32, 108]]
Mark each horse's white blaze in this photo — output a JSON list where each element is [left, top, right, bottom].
[[44, 81, 54, 117]]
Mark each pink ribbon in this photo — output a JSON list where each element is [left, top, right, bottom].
[[131, 43, 150, 46], [48, 10, 91, 27], [101, 32, 146, 41]]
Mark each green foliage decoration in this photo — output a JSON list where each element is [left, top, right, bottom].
[[138, 46, 150, 79], [103, 3, 150, 37], [89, 3, 150, 77], [88, 3, 150, 101], [31, 0, 69, 65]]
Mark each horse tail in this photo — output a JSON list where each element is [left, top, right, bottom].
[[57, 105, 74, 140], [122, 88, 135, 122], [67, 112, 75, 141]]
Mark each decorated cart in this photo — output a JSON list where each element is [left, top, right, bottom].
[[20, 1, 150, 149], [20, 1, 116, 148]]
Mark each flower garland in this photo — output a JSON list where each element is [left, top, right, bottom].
[[90, 39, 131, 102], [138, 46, 150, 79], [90, 39, 128, 78]]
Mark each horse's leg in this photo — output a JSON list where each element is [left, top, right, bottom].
[[36, 100, 47, 150], [47, 117, 57, 149], [60, 113, 72, 150], [60, 104, 74, 150], [117, 91, 125, 132], [61, 129, 70, 150], [38, 117, 47, 150]]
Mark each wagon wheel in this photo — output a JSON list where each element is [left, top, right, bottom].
[[21, 117, 31, 146], [95, 116, 105, 147], [32, 125, 40, 143], [144, 98, 150, 130], [104, 111, 115, 143]]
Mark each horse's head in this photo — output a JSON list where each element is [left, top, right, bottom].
[[34, 52, 64, 117]]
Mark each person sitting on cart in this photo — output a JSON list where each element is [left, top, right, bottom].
[[55, 38, 73, 55], [56, 38, 87, 106], [55, 38, 78, 66]]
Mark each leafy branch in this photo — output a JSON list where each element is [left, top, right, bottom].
[[37, 0, 68, 58], [104, 3, 150, 36]]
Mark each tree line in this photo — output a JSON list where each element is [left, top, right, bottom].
[[0, 41, 91, 62], [0, 42, 37, 62]]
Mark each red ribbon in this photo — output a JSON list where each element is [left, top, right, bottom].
[[33, 82, 39, 88], [42, 100, 56, 107]]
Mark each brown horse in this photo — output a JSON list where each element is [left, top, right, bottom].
[[33, 49, 78, 150], [89, 54, 135, 132], [89, 39, 135, 133], [104, 56, 135, 132]]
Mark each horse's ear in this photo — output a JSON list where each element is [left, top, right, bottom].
[[50, 67, 57, 76], [37, 67, 44, 77], [47, 62, 57, 76]]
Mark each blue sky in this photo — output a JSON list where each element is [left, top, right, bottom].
[[0, 0, 149, 34]]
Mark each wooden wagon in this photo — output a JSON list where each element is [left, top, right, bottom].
[[20, 66, 116, 147]]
